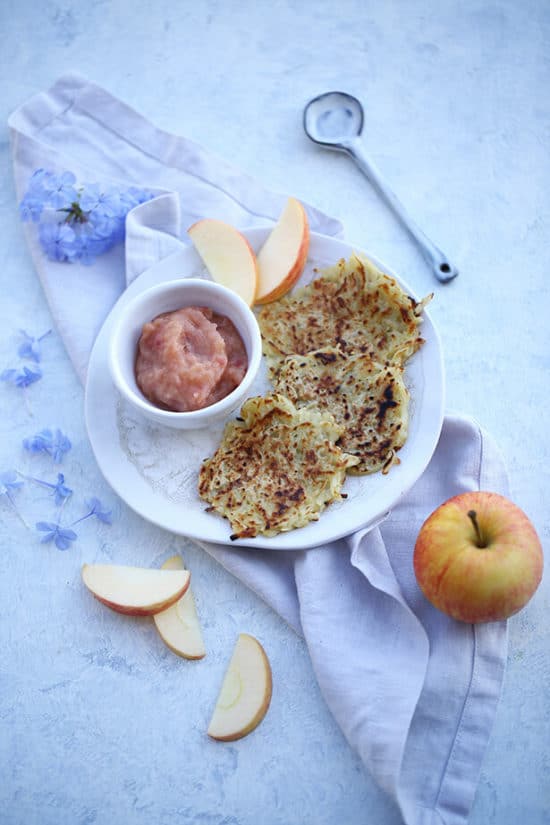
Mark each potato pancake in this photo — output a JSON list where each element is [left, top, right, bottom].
[[258, 254, 430, 377], [198, 393, 359, 539], [273, 347, 409, 475]]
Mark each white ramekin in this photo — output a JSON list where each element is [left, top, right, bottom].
[[108, 278, 262, 430]]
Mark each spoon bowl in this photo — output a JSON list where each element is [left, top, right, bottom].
[[303, 91, 364, 148], [303, 91, 458, 283]]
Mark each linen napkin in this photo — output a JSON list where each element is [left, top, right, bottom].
[[9, 74, 509, 825]]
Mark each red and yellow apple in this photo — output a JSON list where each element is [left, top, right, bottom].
[[153, 555, 206, 659], [207, 633, 272, 741], [413, 491, 543, 623], [255, 196, 310, 304], [81, 563, 190, 616], [188, 218, 258, 306]]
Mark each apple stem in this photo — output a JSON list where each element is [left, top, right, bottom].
[[467, 509, 487, 548]]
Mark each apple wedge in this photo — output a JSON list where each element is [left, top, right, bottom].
[[153, 555, 206, 660], [81, 563, 190, 616], [207, 633, 272, 741], [188, 218, 258, 306], [254, 197, 310, 304]]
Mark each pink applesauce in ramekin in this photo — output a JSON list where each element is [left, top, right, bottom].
[[135, 306, 248, 412]]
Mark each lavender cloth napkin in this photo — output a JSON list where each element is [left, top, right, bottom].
[[9, 73, 509, 825]]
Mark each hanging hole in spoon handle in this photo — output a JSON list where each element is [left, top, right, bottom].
[[433, 259, 459, 284]]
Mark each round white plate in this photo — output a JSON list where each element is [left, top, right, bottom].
[[85, 228, 445, 550]]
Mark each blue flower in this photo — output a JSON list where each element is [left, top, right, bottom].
[[19, 195, 44, 223], [18, 329, 52, 363], [72, 497, 112, 526], [38, 222, 80, 262], [79, 183, 122, 218], [0, 470, 24, 503], [86, 497, 112, 524], [26, 169, 54, 195], [36, 521, 78, 551], [52, 474, 73, 505], [23, 428, 72, 463], [19, 170, 52, 222], [40, 171, 78, 210], [76, 226, 116, 265], [31, 472, 73, 506], [1, 366, 42, 388], [23, 429, 53, 456], [50, 430, 72, 463], [121, 187, 155, 210], [19, 169, 154, 265], [0, 471, 26, 526]]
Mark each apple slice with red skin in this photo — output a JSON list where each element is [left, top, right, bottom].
[[413, 491, 543, 623], [153, 555, 206, 660], [208, 633, 272, 741], [81, 563, 190, 617], [188, 219, 258, 307], [255, 197, 310, 304]]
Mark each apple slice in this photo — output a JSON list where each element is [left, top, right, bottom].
[[81, 563, 190, 616], [188, 218, 258, 306], [254, 197, 310, 304], [153, 555, 206, 660], [207, 633, 272, 741]]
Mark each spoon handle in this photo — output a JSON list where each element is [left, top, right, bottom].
[[345, 139, 458, 283]]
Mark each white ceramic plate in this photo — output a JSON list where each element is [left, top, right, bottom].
[[85, 228, 445, 550]]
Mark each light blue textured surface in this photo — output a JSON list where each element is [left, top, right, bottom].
[[1, 2, 549, 824]]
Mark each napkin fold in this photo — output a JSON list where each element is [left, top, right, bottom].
[[9, 74, 508, 825]]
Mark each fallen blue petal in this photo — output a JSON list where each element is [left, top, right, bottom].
[[1, 471, 26, 525], [52, 473, 73, 505], [17, 367, 42, 387], [86, 497, 113, 524], [36, 521, 78, 551], [0, 471, 24, 497], [72, 496, 112, 526], [1, 369, 18, 383], [51, 430, 72, 463], [23, 429, 54, 455], [18, 329, 52, 363], [23, 428, 71, 462], [1, 366, 42, 388], [31, 472, 73, 505]]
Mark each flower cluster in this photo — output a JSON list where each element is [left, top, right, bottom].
[[0, 429, 113, 551], [19, 169, 154, 264]]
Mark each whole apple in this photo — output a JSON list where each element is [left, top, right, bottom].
[[413, 491, 543, 623]]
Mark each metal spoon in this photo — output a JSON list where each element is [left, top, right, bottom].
[[303, 91, 458, 283]]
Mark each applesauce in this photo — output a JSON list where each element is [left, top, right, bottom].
[[135, 306, 248, 412]]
